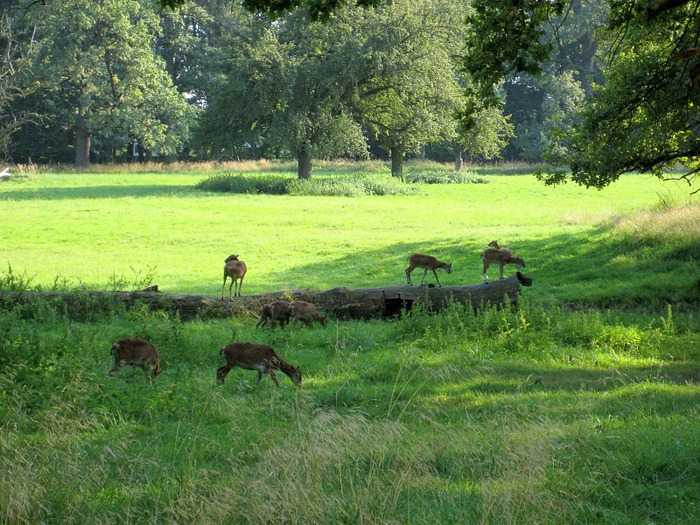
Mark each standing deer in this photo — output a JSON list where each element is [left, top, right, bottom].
[[481, 247, 525, 281], [217, 342, 302, 387], [405, 254, 452, 287], [222, 257, 247, 300], [109, 337, 160, 380]]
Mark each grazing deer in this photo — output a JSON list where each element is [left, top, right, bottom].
[[481, 247, 525, 282], [405, 254, 452, 287], [217, 342, 302, 387], [222, 257, 247, 300], [256, 300, 293, 328], [290, 301, 328, 327], [109, 337, 160, 379]]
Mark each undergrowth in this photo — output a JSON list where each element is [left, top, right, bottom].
[[194, 171, 486, 196]]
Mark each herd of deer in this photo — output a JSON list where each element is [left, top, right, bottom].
[[110, 241, 525, 388]]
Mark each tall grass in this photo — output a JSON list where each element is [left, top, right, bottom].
[[1, 294, 698, 523]]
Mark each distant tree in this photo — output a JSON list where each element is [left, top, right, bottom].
[[504, 69, 585, 162], [159, 0, 374, 21], [0, 12, 37, 160], [355, 0, 467, 176], [197, 8, 370, 178], [465, 0, 700, 191], [448, 103, 514, 169], [28, 0, 193, 167]]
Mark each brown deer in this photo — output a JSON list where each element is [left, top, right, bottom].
[[405, 254, 452, 287], [222, 257, 247, 300], [290, 301, 328, 327], [109, 337, 160, 379], [217, 342, 302, 387], [481, 247, 525, 282], [256, 300, 293, 328]]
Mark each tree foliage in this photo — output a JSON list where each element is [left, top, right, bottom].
[[0, 12, 38, 159], [26, 0, 193, 166], [464, 0, 700, 190]]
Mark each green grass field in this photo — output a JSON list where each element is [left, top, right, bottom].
[[1, 163, 699, 523]]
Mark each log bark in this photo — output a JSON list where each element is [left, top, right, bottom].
[[0, 273, 532, 321]]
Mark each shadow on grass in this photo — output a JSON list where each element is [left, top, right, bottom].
[[312, 360, 700, 422], [258, 224, 699, 310], [0, 184, 197, 201]]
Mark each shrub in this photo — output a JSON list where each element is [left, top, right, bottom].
[[403, 170, 488, 184], [287, 174, 419, 196], [195, 173, 290, 194]]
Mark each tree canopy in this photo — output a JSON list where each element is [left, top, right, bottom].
[[465, 0, 700, 191]]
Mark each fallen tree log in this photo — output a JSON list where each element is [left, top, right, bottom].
[[0, 272, 532, 321]]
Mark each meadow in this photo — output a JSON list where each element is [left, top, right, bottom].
[[1, 162, 699, 524]]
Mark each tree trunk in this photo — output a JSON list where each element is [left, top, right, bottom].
[[75, 114, 90, 168], [455, 149, 463, 172], [0, 273, 532, 321], [390, 147, 404, 177], [297, 146, 312, 179]]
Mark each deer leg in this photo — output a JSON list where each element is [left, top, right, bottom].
[[420, 268, 429, 286], [256, 370, 264, 384], [216, 365, 232, 383], [432, 269, 442, 287], [268, 369, 280, 386], [221, 274, 228, 300], [108, 359, 125, 376], [405, 265, 414, 285], [228, 280, 234, 301], [236, 275, 244, 296], [499, 262, 505, 279], [482, 261, 489, 282]]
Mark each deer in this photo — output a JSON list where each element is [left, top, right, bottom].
[[217, 342, 302, 387], [481, 246, 525, 282], [222, 257, 247, 300], [405, 254, 452, 287], [256, 300, 293, 328], [290, 301, 328, 327], [109, 337, 160, 379]]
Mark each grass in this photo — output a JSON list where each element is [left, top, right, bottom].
[[1, 161, 699, 523], [0, 163, 697, 309]]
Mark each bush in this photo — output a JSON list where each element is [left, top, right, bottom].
[[195, 173, 290, 194], [287, 174, 419, 196], [403, 170, 488, 184]]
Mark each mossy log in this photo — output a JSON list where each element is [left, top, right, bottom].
[[0, 272, 532, 321]]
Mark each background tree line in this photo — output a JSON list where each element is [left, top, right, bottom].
[[2, 0, 697, 187]]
